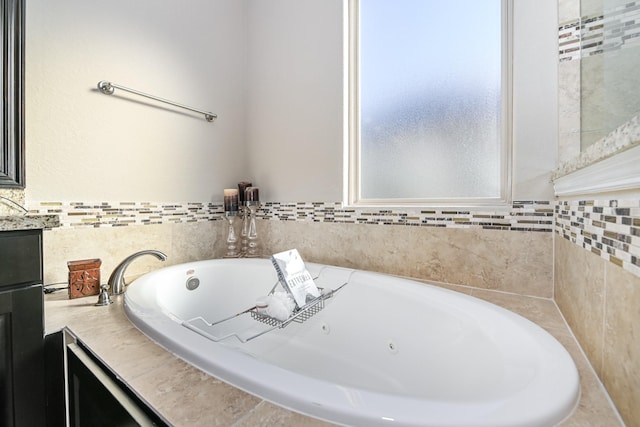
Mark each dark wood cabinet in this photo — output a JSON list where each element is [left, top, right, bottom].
[[67, 341, 168, 426], [0, 229, 45, 426], [0, 229, 167, 425], [43, 330, 169, 427]]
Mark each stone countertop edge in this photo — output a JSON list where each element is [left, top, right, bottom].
[[0, 215, 60, 231]]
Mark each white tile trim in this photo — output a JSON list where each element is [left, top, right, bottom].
[[554, 145, 640, 197]]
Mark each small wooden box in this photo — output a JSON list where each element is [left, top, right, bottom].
[[67, 258, 102, 299]]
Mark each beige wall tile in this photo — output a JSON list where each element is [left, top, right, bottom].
[[558, 0, 579, 23], [42, 221, 226, 288], [261, 220, 553, 298], [603, 264, 640, 426], [558, 60, 582, 164], [554, 236, 607, 376]]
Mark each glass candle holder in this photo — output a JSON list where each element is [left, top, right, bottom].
[[246, 201, 260, 258], [239, 206, 249, 256], [237, 181, 252, 257], [224, 211, 239, 258]]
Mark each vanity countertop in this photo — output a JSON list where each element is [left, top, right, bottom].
[[0, 215, 59, 231], [44, 287, 622, 427]]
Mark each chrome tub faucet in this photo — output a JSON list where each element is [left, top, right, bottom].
[[108, 250, 167, 295]]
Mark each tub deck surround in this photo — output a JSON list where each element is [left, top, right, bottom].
[[126, 259, 579, 426], [45, 269, 621, 427]]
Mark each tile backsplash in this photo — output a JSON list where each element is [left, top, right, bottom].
[[26, 198, 640, 281], [558, 1, 640, 62], [556, 199, 640, 278], [27, 201, 222, 228]]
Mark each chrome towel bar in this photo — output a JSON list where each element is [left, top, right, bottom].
[[97, 80, 217, 122]]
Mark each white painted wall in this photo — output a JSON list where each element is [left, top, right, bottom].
[[25, 0, 246, 203], [24, 0, 557, 205], [244, 0, 559, 202], [512, 0, 559, 200], [245, 0, 344, 202]]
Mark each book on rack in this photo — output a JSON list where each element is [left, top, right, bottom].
[[271, 249, 320, 309]]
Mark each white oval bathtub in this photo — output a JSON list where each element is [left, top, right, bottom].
[[124, 258, 579, 427]]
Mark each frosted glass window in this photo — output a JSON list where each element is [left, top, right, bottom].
[[355, 0, 507, 202]]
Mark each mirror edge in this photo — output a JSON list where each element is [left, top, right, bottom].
[[553, 114, 640, 181], [0, 0, 25, 188]]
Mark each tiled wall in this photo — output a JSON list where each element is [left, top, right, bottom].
[[24, 196, 639, 424], [28, 201, 222, 228], [559, 1, 640, 62], [557, 0, 640, 163], [556, 199, 640, 278], [555, 213, 640, 426], [29, 200, 555, 299], [556, 4, 640, 424], [34, 198, 640, 285]]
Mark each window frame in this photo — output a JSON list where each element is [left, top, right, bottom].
[[346, 0, 513, 208]]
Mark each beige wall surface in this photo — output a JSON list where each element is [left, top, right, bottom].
[[245, 0, 344, 203], [555, 233, 640, 426]]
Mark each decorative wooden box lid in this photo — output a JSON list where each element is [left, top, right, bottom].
[[67, 258, 102, 271]]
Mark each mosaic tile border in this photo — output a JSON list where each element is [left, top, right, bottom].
[[257, 201, 554, 232], [558, 1, 640, 62], [27, 201, 555, 232], [27, 201, 223, 229], [556, 199, 640, 278]]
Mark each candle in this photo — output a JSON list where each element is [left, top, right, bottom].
[[237, 181, 252, 204], [245, 187, 259, 203], [223, 189, 239, 212]]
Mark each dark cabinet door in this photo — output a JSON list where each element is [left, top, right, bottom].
[[0, 284, 45, 427], [67, 342, 169, 426], [0, 229, 42, 288]]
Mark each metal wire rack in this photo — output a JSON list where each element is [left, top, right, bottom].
[[250, 292, 325, 328], [181, 281, 347, 343]]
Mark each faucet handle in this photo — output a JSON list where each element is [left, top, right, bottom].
[[95, 284, 113, 306]]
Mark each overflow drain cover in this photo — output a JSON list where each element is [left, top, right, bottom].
[[186, 277, 200, 290]]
